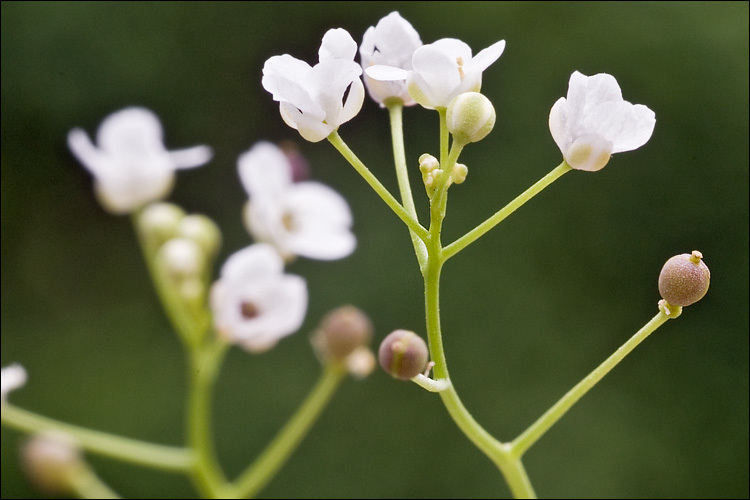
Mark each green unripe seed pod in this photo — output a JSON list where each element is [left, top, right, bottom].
[[378, 329, 429, 380], [658, 250, 710, 307]]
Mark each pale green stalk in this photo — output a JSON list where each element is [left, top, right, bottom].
[[131, 214, 210, 348], [227, 363, 347, 499], [327, 131, 428, 241], [511, 309, 673, 458], [442, 162, 572, 261], [1, 405, 192, 472], [68, 465, 122, 499], [386, 101, 427, 267], [186, 339, 230, 498]]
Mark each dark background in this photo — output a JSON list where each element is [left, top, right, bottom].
[[2, 2, 748, 498]]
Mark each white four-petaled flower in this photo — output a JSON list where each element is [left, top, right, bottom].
[[366, 37, 505, 110], [549, 71, 656, 171], [239, 142, 355, 261], [262, 29, 365, 142], [360, 11, 422, 107], [2, 363, 27, 403], [210, 244, 307, 353], [68, 107, 213, 214]]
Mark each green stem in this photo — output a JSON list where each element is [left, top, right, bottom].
[[69, 465, 122, 499], [511, 310, 672, 458], [387, 102, 427, 267], [327, 131, 429, 241], [422, 255, 536, 498], [186, 340, 229, 497], [1, 405, 193, 472], [420, 112, 537, 496], [131, 214, 209, 348], [442, 162, 572, 261], [228, 363, 347, 498]]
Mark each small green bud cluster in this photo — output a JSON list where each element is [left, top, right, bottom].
[[138, 202, 222, 304], [378, 329, 429, 380], [419, 154, 468, 196], [658, 250, 710, 307]]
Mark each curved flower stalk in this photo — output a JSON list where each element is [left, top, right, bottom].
[[210, 244, 307, 353], [238, 142, 356, 261], [549, 71, 656, 171], [1, 364, 27, 403], [360, 11, 422, 107], [366, 37, 505, 109], [67, 107, 213, 214], [262, 29, 364, 142]]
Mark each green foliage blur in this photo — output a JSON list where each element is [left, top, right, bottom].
[[2, 2, 748, 498]]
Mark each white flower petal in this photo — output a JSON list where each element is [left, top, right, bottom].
[[319, 28, 357, 62], [96, 107, 164, 158], [238, 142, 293, 198], [169, 145, 214, 170], [220, 243, 284, 284], [364, 65, 409, 81], [467, 40, 506, 74], [2, 363, 27, 402]]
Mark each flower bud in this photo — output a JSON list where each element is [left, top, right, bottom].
[[178, 214, 222, 258], [21, 431, 84, 495], [658, 250, 710, 307], [378, 329, 429, 380], [451, 163, 468, 184], [311, 305, 374, 361], [137, 202, 185, 246], [418, 153, 439, 174], [158, 238, 205, 278], [446, 92, 496, 144]]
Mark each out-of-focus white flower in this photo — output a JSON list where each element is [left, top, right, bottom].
[[239, 142, 355, 261], [549, 71, 656, 171], [210, 244, 307, 353], [360, 11, 422, 107], [262, 29, 365, 142], [2, 363, 27, 403], [68, 107, 212, 214], [366, 37, 505, 110]]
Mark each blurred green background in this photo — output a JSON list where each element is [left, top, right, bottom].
[[2, 2, 748, 498]]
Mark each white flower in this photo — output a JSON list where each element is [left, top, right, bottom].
[[68, 107, 213, 214], [366, 37, 505, 110], [2, 363, 27, 403], [262, 29, 365, 142], [238, 142, 355, 261], [360, 11, 422, 107], [549, 71, 656, 171], [210, 244, 307, 353]]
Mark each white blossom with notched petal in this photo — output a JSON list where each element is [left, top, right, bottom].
[[360, 11, 422, 107], [210, 244, 307, 353], [262, 29, 365, 142], [239, 142, 355, 261], [549, 71, 656, 171], [366, 38, 505, 110], [2, 363, 27, 403], [68, 107, 212, 214]]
